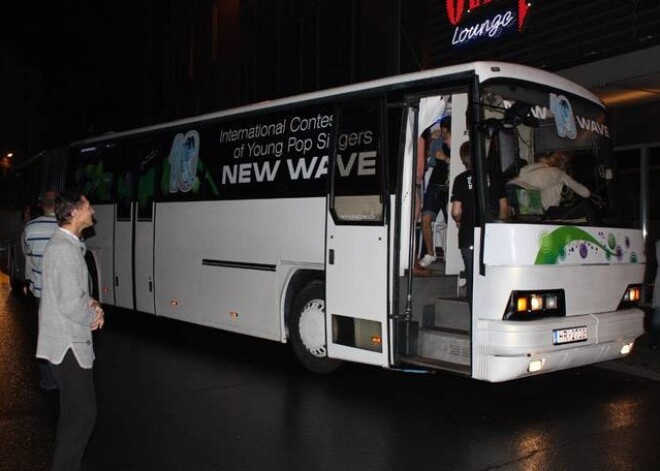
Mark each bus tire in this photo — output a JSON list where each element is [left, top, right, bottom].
[[289, 281, 342, 374]]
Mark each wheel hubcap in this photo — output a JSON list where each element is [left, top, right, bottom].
[[298, 298, 327, 357]]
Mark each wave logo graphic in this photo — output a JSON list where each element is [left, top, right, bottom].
[[535, 227, 638, 265]]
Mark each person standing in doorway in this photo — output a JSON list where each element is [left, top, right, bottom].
[[23, 190, 60, 391], [419, 117, 451, 267], [451, 142, 508, 306], [36, 192, 104, 471]]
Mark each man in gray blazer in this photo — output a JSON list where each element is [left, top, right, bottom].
[[36, 192, 104, 471]]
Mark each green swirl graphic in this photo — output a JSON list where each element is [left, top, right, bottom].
[[534, 227, 615, 265]]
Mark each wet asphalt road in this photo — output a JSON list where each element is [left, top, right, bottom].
[[2, 278, 660, 471]]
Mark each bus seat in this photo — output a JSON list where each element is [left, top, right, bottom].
[[507, 186, 543, 216]]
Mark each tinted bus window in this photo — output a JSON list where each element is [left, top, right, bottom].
[[73, 144, 120, 205], [330, 98, 384, 224], [136, 137, 163, 220]]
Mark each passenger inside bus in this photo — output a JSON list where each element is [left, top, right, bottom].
[[506, 150, 592, 219], [419, 116, 451, 268], [413, 128, 431, 275]]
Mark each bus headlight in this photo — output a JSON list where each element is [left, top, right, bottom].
[[504, 290, 565, 320], [618, 284, 642, 309], [530, 295, 544, 311]]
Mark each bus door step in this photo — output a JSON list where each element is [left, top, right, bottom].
[[417, 328, 471, 366], [430, 298, 470, 331], [401, 355, 471, 376]]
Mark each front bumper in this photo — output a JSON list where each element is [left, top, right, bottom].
[[474, 308, 644, 382]]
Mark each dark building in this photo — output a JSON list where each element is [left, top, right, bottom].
[[3, 1, 659, 151]]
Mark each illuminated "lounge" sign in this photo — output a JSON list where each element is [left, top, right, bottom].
[[446, 0, 532, 47]]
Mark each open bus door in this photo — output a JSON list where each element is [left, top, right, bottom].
[[324, 98, 390, 367], [396, 91, 473, 375]]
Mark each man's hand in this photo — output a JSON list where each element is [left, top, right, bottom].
[[90, 298, 105, 330]]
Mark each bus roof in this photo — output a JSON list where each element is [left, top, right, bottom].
[[72, 61, 602, 146]]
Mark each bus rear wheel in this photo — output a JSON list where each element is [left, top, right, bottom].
[[289, 281, 342, 374]]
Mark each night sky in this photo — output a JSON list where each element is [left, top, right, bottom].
[[3, 0, 659, 166], [1, 0, 426, 165], [1, 2, 147, 161]]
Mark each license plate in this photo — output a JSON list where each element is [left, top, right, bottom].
[[553, 326, 588, 345]]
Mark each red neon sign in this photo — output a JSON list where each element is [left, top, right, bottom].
[[446, 0, 530, 31]]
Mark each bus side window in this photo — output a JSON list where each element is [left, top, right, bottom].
[[73, 146, 117, 205], [331, 98, 385, 224], [116, 143, 135, 220]]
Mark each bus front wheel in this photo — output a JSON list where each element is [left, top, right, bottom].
[[289, 281, 342, 374]]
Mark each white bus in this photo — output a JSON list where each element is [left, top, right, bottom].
[[15, 62, 645, 382]]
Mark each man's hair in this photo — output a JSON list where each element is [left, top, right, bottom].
[[459, 141, 471, 168], [41, 190, 58, 213], [54, 191, 86, 227], [440, 116, 451, 131]]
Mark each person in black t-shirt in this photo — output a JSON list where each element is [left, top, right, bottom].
[[451, 142, 508, 305], [419, 117, 451, 268]]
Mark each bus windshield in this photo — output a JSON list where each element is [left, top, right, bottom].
[[479, 80, 624, 227]]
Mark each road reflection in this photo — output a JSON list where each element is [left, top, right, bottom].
[[3, 276, 660, 471]]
